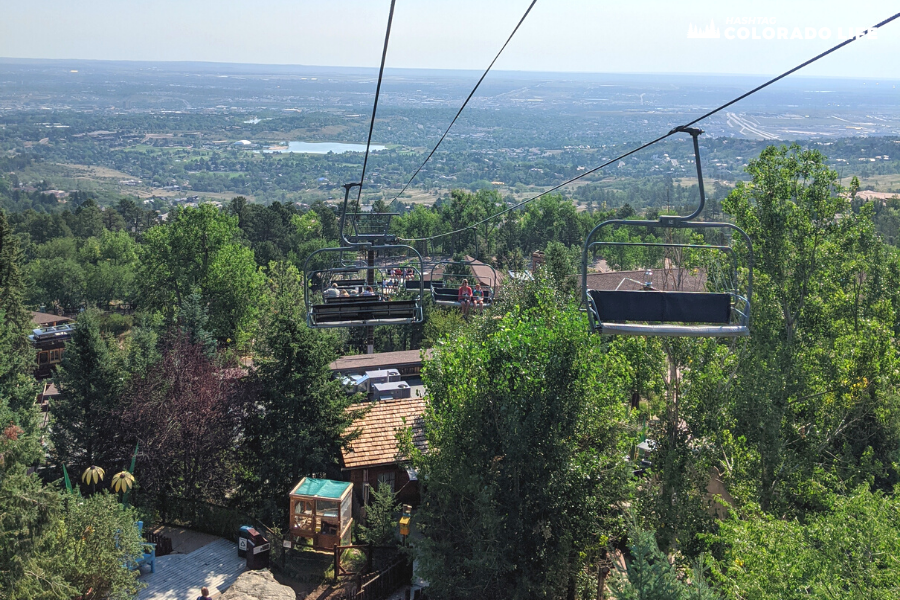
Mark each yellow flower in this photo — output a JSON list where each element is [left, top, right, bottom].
[[82, 465, 105, 485], [111, 471, 135, 493]]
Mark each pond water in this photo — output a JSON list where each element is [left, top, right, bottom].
[[268, 141, 385, 154]]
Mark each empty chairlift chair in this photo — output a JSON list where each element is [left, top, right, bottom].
[[580, 127, 753, 338]]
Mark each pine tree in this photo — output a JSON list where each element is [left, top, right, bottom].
[[359, 482, 399, 546], [610, 529, 720, 600], [610, 530, 683, 600], [239, 262, 359, 522], [0, 210, 36, 413], [51, 310, 125, 478], [177, 291, 217, 355]]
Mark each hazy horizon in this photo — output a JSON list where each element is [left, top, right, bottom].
[[2, 1, 898, 79], [3, 56, 899, 84]]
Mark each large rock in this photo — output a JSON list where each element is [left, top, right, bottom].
[[221, 569, 295, 600]]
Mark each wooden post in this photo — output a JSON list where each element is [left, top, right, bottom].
[[597, 564, 609, 600], [333, 544, 340, 583]]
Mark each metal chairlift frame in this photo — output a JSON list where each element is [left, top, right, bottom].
[[304, 245, 425, 328], [304, 183, 426, 328], [580, 127, 753, 338]]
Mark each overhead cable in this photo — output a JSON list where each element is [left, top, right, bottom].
[[398, 11, 900, 243], [390, 0, 538, 203], [357, 0, 397, 204]]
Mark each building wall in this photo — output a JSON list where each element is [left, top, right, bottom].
[[346, 464, 420, 514], [33, 343, 66, 379]]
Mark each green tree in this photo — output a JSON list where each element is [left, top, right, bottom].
[[711, 486, 900, 600], [408, 279, 632, 599], [541, 240, 578, 297], [50, 492, 144, 600], [176, 292, 217, 355], [358, 482, 399, 546], [720, 144, 900, 514], [0, 211, 37, 412], [239, 262, 359, 522], [611, 528, 719, 600], [51, 310, 126, 479], [137, 204, 264, 344]]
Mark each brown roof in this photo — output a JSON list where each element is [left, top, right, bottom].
[[330, 350, 431, 374], [584, 268, 707, 292], [464, 256, 503, 286], [341, 397, 427, 470], [31, 311, 73, 327]]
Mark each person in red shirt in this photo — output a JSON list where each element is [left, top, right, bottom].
[[457, 279, 473, 316]]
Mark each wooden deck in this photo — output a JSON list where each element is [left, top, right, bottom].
[[138, 538, 246, 600]]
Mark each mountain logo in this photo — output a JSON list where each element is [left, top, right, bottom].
[[687, 20, 721, 39]]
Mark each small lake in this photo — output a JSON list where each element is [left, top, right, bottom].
[[269, 141, 385, 154]]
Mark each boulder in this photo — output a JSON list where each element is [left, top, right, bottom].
[[221, 569, 294, 600]]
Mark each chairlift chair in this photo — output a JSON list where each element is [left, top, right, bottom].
[[580, 127, 753, 338], [305, 245, 425, 328], [428, 258, 498, 308]]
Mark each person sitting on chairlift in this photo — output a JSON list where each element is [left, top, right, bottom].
[[458, 279, 473, 315], [323, 282, 340, 298], [362, 286, 377, 297], [472, 283, 486, 313], [339, 289, 350, 297]]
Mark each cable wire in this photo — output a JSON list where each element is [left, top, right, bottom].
[[390, 0, 538, 203], [357, 0, 397, 204], [398, 12, 900, 243]]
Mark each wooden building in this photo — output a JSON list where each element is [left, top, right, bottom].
[[341, 396, 427, 508], [29, 312, 74, 380], [288, 477, 353, 549]]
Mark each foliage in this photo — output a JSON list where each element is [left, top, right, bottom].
[[0, 211, 38, 413], [358, 482, 399, 546], [719, 144, 900, 514], [121, 335, 242, 503], [610, 528, 719, 600], [51, 492, 145, 600], [51, 310, 127, 481], [238, 262, 359, 523], [137, 204, 265, 345], [710, 486, 900, 600], [409, 279, 632, 599]]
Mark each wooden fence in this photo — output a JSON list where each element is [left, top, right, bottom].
[[337, 557, 413, 600], [144, 530, 173, 556]]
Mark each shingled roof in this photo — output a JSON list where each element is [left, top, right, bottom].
[[584, 267, 707, 292], [341, 397, 427, 470], [329, 349, 431, 374]]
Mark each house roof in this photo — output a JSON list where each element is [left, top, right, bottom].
[[341, 396, 427, 470], [584, 268, 707, 292], [31, 311, 73, 327], [464, 256, 503, 286], [290, 477, 352, 499], [329, 350, 431, 374]]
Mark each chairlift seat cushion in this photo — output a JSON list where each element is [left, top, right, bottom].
[[589, 290, 731, 324]]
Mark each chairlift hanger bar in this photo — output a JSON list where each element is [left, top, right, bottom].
[[397, 10, 900, 244]]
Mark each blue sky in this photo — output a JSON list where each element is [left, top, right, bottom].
[[2, 1, 898, 78]]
